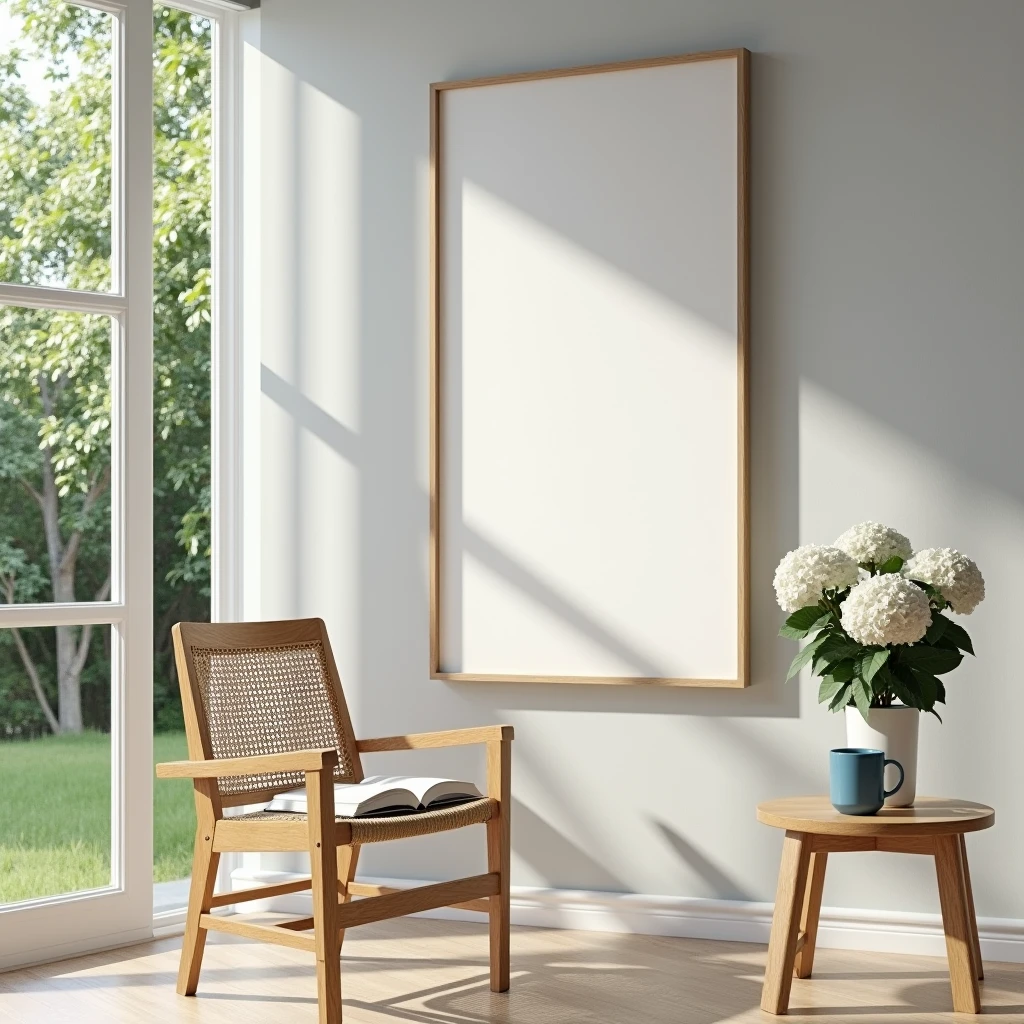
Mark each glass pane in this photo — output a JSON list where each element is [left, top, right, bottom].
[[0, 1, 114, 291], [0, 625, 111, 905], [152, 5, 212, 916], [0, 305, 111, 604], [153, 731, 194, 913]]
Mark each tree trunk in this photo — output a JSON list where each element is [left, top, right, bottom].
[[37, 443, 85, 732], [13, 626, 61, 735], [54, 627, 83, 732], [2, 576, 60, 735], [53, 534, 85, 733], [33, 378, 112, 733]]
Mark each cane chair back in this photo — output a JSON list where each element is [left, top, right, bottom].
[[172, 619, 362, 805]]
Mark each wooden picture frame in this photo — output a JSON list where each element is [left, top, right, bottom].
[[430, 49, 750, 687]]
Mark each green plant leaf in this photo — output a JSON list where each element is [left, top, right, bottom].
[[932, 612, 975, 655], [892, 662, 918, 686], [924, 614, 947, 645], [913, 670, 939, 711], [818, 677, 845, 704], [868, 664, 893, 701], [779, 605, 831, 640], [787, 633, 828, 681], [888, 674, 919, 709], [907, 578, 945, 604], [858, 648, 890, 684], [878, 555, 904, 574], [851, 677, 873, 720], [812, 634, 863, 673], [830, 659, 855, 683], [912, 669, 945, 721], [828, 681, 853, 711], [900, 644, 963, 675]]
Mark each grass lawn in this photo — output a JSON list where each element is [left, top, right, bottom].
[[0, 731, 195, 905]]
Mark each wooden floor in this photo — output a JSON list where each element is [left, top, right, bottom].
[[3, 917, 1024, 1023]]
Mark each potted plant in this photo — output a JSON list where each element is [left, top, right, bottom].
[[774, 522, 985, 807]]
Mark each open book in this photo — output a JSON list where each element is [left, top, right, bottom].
[[264, 775, 483, 817]]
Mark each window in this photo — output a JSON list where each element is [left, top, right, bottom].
[[0, 0, 152, 968]]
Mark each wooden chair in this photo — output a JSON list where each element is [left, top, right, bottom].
[[155, 619, 512, 1023]]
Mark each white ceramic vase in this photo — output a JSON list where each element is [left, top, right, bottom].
[[844, 705, 920, 808]]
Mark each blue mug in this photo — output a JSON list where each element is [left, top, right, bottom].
[[829, 748, 904, 815]]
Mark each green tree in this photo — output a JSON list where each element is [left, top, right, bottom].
[[0, 0, 211, 735]]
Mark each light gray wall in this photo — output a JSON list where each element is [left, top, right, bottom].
[[251, 0, 1024, 918]]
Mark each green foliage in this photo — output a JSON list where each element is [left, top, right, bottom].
[[778, 605, 830, 639], [779, 558, 976, 723], [786, 632, 827, 681], [932, 611, 974, 656], [152, 5, 213, 728], [859, 648, 890, 684], [0, 2, 211, 736]]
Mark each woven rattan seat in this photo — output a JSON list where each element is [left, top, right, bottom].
[[155, 618, 512, 1024], [234, 797, 497, 843]]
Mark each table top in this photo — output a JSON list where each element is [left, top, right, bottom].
[[757, 796, 994, 836]]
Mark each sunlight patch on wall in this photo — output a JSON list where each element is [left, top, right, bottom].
[[299, 81, 361, 432], [255, 54, 363, 652]]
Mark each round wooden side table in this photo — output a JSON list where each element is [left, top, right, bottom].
[[756, 796, 994, 1016]]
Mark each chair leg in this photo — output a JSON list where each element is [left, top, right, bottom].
[[177, 826, 220, 996], [486, 739, 511, 993], [337, 844, 360, 953], [761, 830, 811, 1015], [794, 850, 828, 979], [308, 769, 342, 1024]]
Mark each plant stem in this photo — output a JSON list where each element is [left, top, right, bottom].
[[822, 593, 843, 622]]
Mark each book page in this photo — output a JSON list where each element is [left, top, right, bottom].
[[359, 776, 463, 805], [264, 776, 481, 814]]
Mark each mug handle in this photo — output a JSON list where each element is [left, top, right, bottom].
[[883, 758, 904, 798]]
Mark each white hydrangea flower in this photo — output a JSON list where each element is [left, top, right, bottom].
[[834, 521, 912, 565], [904, 548, 986, 615], [841, 575, 932, 645], [773, 544, 860, 613]]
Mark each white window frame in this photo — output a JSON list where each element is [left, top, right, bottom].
[[166, 0, 246, 628], [0, 0, 155, 970]]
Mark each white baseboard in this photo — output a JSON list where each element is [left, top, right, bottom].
[[0, 925, 155, 974], [230, 866, 1024, 965]]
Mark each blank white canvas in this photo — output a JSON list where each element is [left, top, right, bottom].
[[438, 56, 741, 681]]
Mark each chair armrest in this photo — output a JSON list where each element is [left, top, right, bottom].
[[156, 747, 338, 779], [356, 725, 513, 752]]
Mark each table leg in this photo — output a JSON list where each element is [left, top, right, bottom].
[[794, 850, 828, 979], [958, 834, 983, 981], [935, 835, 981, 1014], [761, 830, 811, 1014]]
